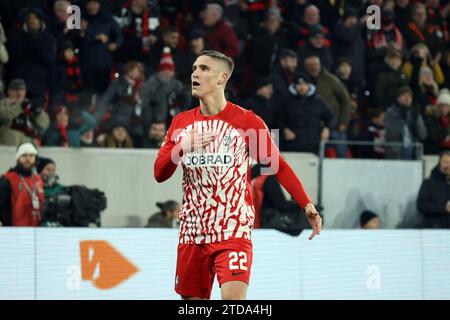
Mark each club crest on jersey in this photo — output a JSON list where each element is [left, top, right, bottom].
[[183, 152, 234, 167]]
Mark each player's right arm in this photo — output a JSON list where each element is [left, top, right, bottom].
[[154, 116, 182, 183]]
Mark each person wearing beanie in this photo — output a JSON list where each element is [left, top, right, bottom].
[[276, 71, 335, 153], [385, 85, 427, 159], [244, 77, 275, 128], [0, 142, 44, 226], [360, 210, 380, 229], [36, 156, 65, 200], [142, 47, 191, 125], [424, 88, 450, 154], [298, 24, 333, 71]]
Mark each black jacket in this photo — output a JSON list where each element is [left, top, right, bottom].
[[244, 95, 275, 129], [0, 165, 33, 226], [276, 84, 335, 153], [417, 165, 450, 228]]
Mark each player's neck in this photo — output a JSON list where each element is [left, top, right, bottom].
[[199, 92, 227, 116]]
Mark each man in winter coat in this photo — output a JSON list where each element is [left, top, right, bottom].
[[384, 85, 427, 159], [275, 72, 335, 153], [417, 152, 450, 228]]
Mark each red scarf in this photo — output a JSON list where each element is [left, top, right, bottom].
[[57, 123, 70, 147]]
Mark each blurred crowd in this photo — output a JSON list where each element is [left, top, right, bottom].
[[0, 0, 449, 158]]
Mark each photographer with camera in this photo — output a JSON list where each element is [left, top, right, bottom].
[[0, 79, 50, 146], [0, 142, 44, 227]]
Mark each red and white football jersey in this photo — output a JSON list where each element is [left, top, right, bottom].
[[154, 101, 311, 244]]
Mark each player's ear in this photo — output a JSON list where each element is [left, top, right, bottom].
[[217, 71, 229, 86]]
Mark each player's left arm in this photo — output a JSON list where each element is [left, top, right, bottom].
[[248, 112, 322, 240]]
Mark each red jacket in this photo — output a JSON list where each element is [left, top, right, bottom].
[[3, 170, 44, 226], [204, 19, 240, 58]]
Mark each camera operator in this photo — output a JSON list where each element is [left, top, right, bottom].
[[0, 142, 44, 226], [36, 156, 71, 227], [0, 79, 50, 146]]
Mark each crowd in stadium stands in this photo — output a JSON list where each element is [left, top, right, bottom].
[[0, 0, 449, 158]]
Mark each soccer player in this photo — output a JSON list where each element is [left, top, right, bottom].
[[154, 50, 322, 300]]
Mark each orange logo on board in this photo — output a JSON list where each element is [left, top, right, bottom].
[[80, 240, 138, 290]]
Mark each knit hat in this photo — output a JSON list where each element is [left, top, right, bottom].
[[16, 142, 38, 160], [360, 210, 378, 227], [8, 79, 27, 91], [295, 72, 311, 84], [396, 85, 413, 98], [36, 157, 55, 174], [159, 47, 175, 72], [437, 89, 450, 106]]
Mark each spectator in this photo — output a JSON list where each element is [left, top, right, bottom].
[[298, 24, 333, 71], [425, 0, 450, 47], [43, 105, 96, 147], [141, 120, 166, 148], [276, 72, 335, 153], [285, 0, 310, 31], [80, 128, 97, 147], [403, 43, 445, 89], [244, 77, 275, 128], [334, 58, 364, 112], [269, 49, 298, 105], [417, 151, 450, 228], [95, 61, 146, 145], [174, 29, 206, 85], [147, 26, 185, 75], [384, 85, 427, 159], [240, 0, 274, 36], [80, 0, 123, 93], [53, 41, 83, 108], [415, 66, 439, 112], [373, 49, 409, 110], [423, 89, 450, 154], [0, 79, 50, 146], [0, 142, 44, 226], [357, 108, 386, 159], [202, 3, 240, 58], [141, 47, 190, 127], [360, 210, 380, 229], [404, 2, 445, 55], [331, 8, 365, 82], [101, 117, 134, 148], [365, 10, 405, 75], [441, 49, 450, 89], [0, 20, 8, 98], [394, 0, 411, 33], [250, 8, 286, 77], [146, 200, 180, 228], [7, 7, 57, 108], [304, 55, 351, 157], [114, 0, 160, 63], [288, 4, 331, 50], [48, 0, 84, 53]]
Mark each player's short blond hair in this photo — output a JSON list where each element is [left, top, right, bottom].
[[199, 50, 234, 77]]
